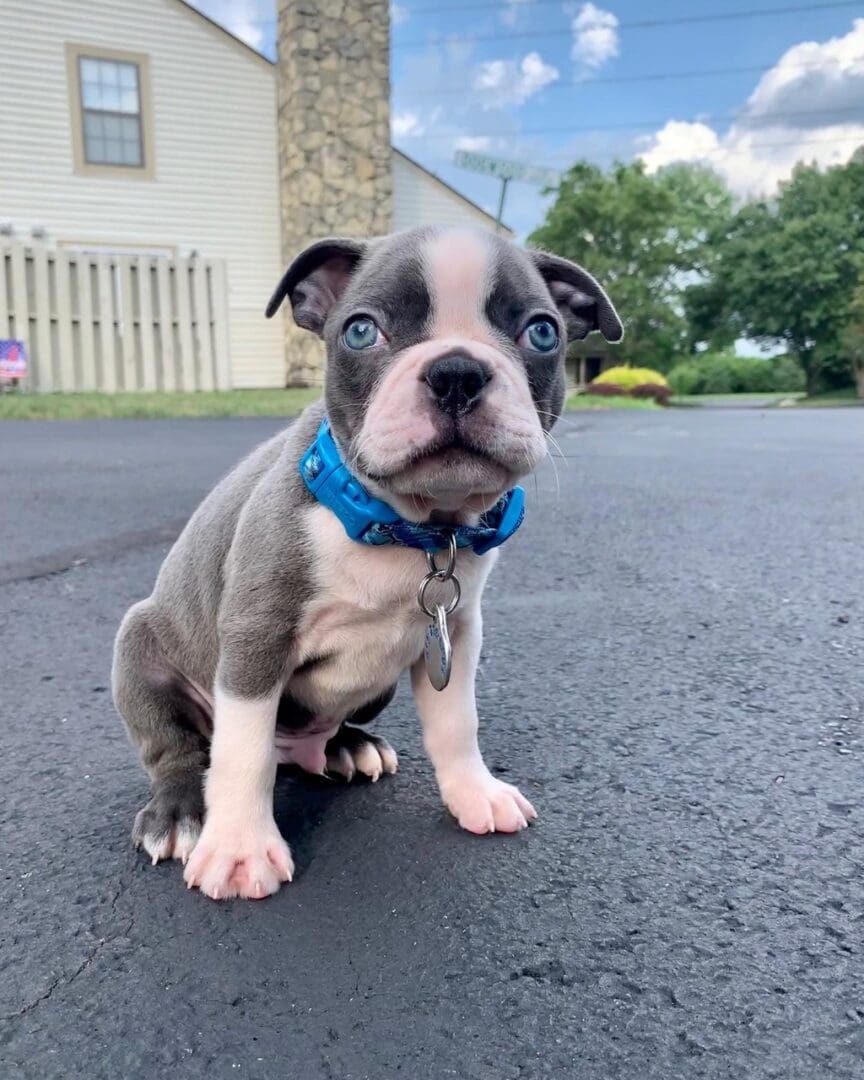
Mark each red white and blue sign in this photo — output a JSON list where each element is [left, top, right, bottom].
[[0, 340, 28, 380]]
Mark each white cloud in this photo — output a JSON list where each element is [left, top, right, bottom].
[[570, 3, 619, 71], [742, 17, 864, 129], [474, 51, 559, 108], [392, 111, 425, 137], [196, 0, 265, 50], [455, 135, 493, 151], [391, 2, 409, 26], [639, 121, 721, 170], [638, 19, 864, 196]]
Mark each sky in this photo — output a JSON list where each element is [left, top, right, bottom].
[[192, 0, 864, 237]]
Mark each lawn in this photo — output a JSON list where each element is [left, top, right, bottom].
[[670, 392, 804, 406], [565, 393, 658, 411], [671, 390, 861, 408], [1, 387, 659, 419], [1, 387, 858, 420], [0, 387, 322, 419], [792, 387, 862, 407]]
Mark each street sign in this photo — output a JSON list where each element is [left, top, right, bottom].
[[454, 150, 560, 188]]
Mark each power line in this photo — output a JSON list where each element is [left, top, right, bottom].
[[395, 104, 864, 138], [642, 133, 864, 159], [399, 57, 860, 97], [398, 1, 863, 46], [435, 134, 863, 166], [536, 135, 862, 167]]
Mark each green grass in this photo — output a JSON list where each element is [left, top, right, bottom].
[[670, 391, 805, 406], [671, 389, 861, 408], [3, 386, 857, 421], [566, 393, 659, 411], [0, 388, 322, 420], [793, 388, 862, 407]]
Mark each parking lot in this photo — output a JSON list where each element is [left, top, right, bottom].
[[1, 407, 862, 1079]]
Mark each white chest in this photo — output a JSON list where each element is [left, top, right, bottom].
[[287, 506, 493, 718]]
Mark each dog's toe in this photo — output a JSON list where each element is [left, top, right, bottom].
[[442, 774, 537, 835], [325, 725, 398, 783], [133, 795, 204, 865], [183, 820, 294, 901]]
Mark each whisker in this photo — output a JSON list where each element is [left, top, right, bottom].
[[544, 430, 567, 462]]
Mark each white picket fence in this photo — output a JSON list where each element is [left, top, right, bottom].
[[0, 241, 231, 392]]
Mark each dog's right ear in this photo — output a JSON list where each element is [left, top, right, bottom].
[[265, 238, 367, 336]]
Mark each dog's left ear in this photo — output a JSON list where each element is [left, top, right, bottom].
[[265, 238, 367, 335], [529, 250, 623, 343]]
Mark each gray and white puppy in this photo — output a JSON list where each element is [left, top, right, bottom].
[[112, 226, 622, 901]]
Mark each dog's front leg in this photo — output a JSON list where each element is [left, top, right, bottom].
[[412, 608, 537, 834], [183, 681, 293, 900]]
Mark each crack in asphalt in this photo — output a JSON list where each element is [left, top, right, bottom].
[[2, 878, 135, 1025], [0, 522, 186, 586]]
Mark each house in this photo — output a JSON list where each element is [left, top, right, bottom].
[[0, 0, 510, 391], [566, 340, 620, 390]]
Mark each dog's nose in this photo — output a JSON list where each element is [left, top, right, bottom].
[[425, 355, 491, 417]]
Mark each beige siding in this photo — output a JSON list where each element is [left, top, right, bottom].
[[392, 151, 509, 235], [0, 0, 284, 388]]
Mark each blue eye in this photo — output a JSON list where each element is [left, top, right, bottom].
[[343, 317, 381, 350], [523, 319, 559, 353]]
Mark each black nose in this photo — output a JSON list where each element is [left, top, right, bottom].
[[425, 355, 491, 417]]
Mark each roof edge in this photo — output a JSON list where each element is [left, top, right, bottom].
[[170, 4, 512, 234]]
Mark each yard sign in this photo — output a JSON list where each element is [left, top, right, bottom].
[[0, 340, 28, 381]]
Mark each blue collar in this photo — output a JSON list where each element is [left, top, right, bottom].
[[299, 419, 525, 555]]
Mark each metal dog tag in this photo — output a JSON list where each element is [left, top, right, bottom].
[[424, 603, 452, 691]]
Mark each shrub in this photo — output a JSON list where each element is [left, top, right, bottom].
[[666, 361, 701, 396], [667, 353, 805, 395], [630, 382, 672, 405], [593, 364, 669, 390], [584, 380, 626, 395]]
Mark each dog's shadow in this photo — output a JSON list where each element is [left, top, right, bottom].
[[272, 766, 368, 872]]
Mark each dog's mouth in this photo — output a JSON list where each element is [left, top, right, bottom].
[[362, 435, 514, 511]]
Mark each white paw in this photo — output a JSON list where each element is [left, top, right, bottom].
[[183, 816, 294, 901], [442, 773, 537, 835]]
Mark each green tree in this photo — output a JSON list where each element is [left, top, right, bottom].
[[528, 160, 732, 371], [694, 157, 864, 395], [840, 273, 864, 399]]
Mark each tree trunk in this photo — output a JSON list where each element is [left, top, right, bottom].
[[855, 361, 864, 400], [804, 364, 820, 398]]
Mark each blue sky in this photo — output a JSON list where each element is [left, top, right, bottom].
[[194, 1, 864, 236]]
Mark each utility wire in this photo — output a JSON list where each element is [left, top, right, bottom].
[[405, 0, 860, 18], [423, 134, 861, 168], [396, 104, 864, 138], [400, 56, 863, 96], [398, 1, 863, 46], [559, 133, 864, 160]]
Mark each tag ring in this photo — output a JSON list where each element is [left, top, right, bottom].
[[425, 532, 458, 578], [418, 572, 461, 618]]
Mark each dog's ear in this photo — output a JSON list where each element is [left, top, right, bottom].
[[265, 238, 367, 335], [529, 250, 623, 343]]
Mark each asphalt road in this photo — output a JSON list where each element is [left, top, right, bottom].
[[1, 408, 862, 1080]]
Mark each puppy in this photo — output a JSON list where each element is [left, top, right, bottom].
[[112, 226, 622, 900]]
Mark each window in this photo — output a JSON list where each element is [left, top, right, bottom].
[[66, 44, 154, 179], [79, 57, 143, 167]]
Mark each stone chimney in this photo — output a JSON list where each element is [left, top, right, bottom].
[[276, 0, 393, 386]]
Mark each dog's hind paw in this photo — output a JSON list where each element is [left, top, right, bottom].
[[133, 799, 203, 865], [325, 725, 398, 783]]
